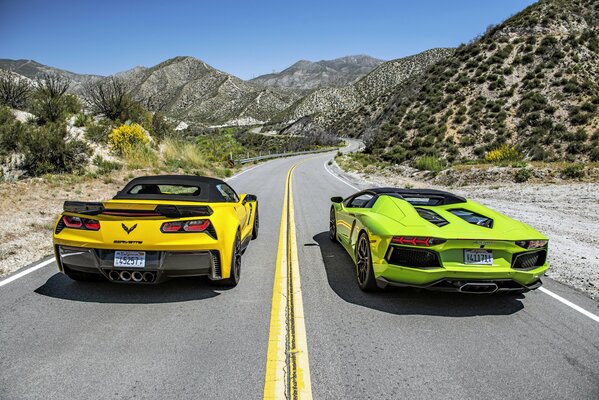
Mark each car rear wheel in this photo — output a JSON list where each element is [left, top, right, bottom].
[[356, 232, 377, 291], [329, 207, 337, 242], [251, 208, 259, 240], [221, 232, 242, 286]]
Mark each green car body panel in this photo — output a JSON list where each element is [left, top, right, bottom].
[[330, 188, 549, 292]]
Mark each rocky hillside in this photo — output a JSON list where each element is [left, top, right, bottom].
[[250, 55, 383, 90], [334, 0, 599, 163], [107, 56, 303, 126], [273, 48, 454, 125], [0, 59, 102, 91]]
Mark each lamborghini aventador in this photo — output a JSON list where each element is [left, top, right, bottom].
[[330, 188, 548, 293]]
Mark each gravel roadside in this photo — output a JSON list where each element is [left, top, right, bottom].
[[329, 161, 599, 300]]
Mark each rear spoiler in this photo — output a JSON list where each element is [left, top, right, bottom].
[[63, 201, 213, 217]]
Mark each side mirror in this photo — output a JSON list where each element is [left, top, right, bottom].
[[331, 196, 344, 204], [243, 194, 258, 204]]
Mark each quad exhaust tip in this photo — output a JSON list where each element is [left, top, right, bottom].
[[459, 282, 498, 294], [106, 270, 156, 283]]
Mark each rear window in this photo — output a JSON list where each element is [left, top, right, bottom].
[[128, 184, 201, 196], [449, 209, 494, 228]]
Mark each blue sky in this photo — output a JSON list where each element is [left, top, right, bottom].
[[0, 0, 537, 79]]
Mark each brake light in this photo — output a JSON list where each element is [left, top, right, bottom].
[[516, 240, 547, 249], [161, 219, 211, 233], [63, 216, 82, 228], [62, 216, 100, 231], [391, 236, 446, 246]]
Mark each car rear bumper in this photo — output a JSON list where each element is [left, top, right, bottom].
[[376, 276, 543, 293], [55, 245, 222, 284], [373, 261, 548, 292]]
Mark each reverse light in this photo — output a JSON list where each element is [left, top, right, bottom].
[[62, 216, 100, 231], [391, 236, 446, 246], [516, 240, 548, 249], [161, 219, 211, 233]]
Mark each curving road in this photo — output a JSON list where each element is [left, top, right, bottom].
[[1, 141, 598, 399]]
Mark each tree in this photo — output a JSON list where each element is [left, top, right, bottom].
[[32, 73, 72, 124], [0, 70, 31, 109], [83, 76, 132, 121]]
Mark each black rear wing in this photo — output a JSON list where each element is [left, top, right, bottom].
[[63, 201, 213, 217]]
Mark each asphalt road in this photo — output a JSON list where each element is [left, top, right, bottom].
[[1, 142, 598, 399]]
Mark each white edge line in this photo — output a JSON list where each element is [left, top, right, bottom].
[[224, 164, 260, 181], [0, 258, 54, 288], [323, 159, 359, 191], [539, 287, 599, 323]]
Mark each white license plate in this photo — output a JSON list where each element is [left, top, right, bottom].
[[464, 249, 493, 265], [114, 251, 146, 268]]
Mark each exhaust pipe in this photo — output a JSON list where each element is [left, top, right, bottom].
[[459, 282, 498, 294], [142, 272, 155, 282], [119, 271, 132, 282], [131, 271, 143, 282], [108, 270, 121, 281]]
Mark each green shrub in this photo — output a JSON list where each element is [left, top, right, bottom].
[[514, 168, 532, 183], [562, 163, 585, 179], [31, 74, 73, 124], [415, 156, 445, 171], [20, 123, 91, 176], [0, 106, 26, 155], [589, 147, 599, 162], [0, 71, 31, 109], [74, 113, 90, 127], [85, 122, 110, 144], [92, 155, 122, 175]]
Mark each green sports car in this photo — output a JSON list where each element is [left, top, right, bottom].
[[329, 188, 549, 293]]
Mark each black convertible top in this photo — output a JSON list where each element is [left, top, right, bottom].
[[368, 187, 467, 205], [113, 175, 237, 203]]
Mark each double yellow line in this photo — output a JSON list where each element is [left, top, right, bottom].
[[263, 160, 313, 399]]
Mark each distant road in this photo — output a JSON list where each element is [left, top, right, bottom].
[[1, 139, 598, 399]]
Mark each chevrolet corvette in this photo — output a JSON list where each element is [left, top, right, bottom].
[[330, 188, 548, 293], [53, 175, 258, 286]]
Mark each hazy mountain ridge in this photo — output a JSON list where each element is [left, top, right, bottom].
[[273, 48, 454, 125], [333, 0, 599, 162], [250, 55, 384, 90]]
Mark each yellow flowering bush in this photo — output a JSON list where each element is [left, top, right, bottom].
[[485, 144, 522, 163], [108, 123, 149, 154]]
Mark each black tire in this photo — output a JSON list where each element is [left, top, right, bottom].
[[63, 267, 104, 282], [220, 232, 242, 286], [355, 232, 378, 291], [329, 207, 338, 242], [251, 207, 259, 240]]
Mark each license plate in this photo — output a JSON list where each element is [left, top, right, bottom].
[[464, 249, 493, 265], [114, 251, 146, 268]]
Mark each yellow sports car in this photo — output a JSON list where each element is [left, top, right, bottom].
[[52, 175, 258, 286]]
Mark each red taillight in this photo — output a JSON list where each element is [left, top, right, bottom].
[[161, 222, 184, 232], [62, 216, 100, 231], [161, 220, 211, 233], [183, 220, 210, 232], [391, 236, 446, 246], [83, 219, 100, 230], [63, 216, 82, 228]]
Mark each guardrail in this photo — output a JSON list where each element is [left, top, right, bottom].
[[232, 147, 338, 165]]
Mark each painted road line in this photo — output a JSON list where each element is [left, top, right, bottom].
[[0, 258, 54, 288], [264, 160, 313, 400], [225, 164, 261, 181], [323, 160, 359, 191], [539, 287, 599, 324]]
